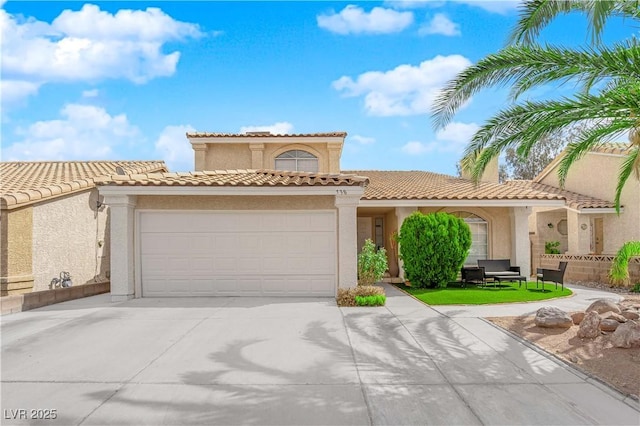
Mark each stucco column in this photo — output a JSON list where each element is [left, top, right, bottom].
[[192, 144, 208, 171], [395, 207, 418, 280], [567, 210, 591, 254], [510, 206, 532, 277], [335, 194, 361, 290], [249, 143, 265, 169], [105, 195, 137, 301], [327, 142, 342, 174]]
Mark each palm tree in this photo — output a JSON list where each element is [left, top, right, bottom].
[[432, 0, 640, 211]]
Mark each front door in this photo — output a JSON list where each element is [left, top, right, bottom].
[[593, 218, 604, 254]]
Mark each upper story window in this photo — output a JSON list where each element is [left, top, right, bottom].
[[275, 150, 318, 172]]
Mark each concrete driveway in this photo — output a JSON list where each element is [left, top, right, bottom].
[[1, 284, 638, 425]]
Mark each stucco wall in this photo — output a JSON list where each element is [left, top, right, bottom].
[[31, 189, 110, 291], [1, 206, 34, 295], [136, 195, 336, 211], [200, 142, 337, 173], [417, 206, 513, 260], [203, 144, 253, 170], [539, 152, 640, 252]]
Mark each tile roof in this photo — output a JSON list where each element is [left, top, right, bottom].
[[0, 161, 168, 209], [187, 132, 347, 138], [96, 169, 369, 187], [344, 170, 568, 202], [504, 180, 617, 210]]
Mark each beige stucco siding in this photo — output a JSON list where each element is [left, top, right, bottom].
[[136, 195, 336, 211], [203, 144, 253, 171], [539, 152, 640, 253], [199, 141, 339, 173], [31, 189, 109, 291], [1, 206, 34, 294]]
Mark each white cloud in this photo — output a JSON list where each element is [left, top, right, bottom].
[[317, 5, 413, 35], [419, 13, 460, 36], [350, 134, 375, 145], [402, 141, 433, 155], [82, 89, 99, 98], [154, 124, 195, 172], [387, 0, 520, 14], [240, 122, 294, 135], [3, 104, 140, 161], [1, 80, 41, 106], [332, 55, 472, 116], [0, 4, 202, 105], [458, 1, 520, 14], [401, 121, 479, 155]]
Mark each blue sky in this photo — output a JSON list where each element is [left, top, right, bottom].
[[1, 1, 636, 173]]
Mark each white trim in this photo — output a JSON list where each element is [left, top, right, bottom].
[[359, 199, 565, 208], [567, 207, 623, 214], [134, 210, 142, 298], [99, 185, 365, 197], [189, 136, 346, 145]]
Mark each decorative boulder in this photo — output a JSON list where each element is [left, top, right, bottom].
[[586, 299, 621, 315], [600, 311, 627, 323], [571, 312, 585, 325], [534, 306, 572, 328], [621, 310, 640, 321], [577, 311, 601, 339], [611, 320, 640, 348], [599, 319, 620, 332]]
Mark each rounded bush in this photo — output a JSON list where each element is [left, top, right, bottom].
[[399, 212, 471, 288]]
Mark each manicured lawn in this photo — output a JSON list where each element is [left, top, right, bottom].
[[397, 281, 572, 305]]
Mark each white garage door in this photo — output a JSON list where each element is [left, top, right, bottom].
[[139, 211, 337, 297]]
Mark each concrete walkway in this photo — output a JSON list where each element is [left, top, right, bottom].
[[1, 285, 638, 425]]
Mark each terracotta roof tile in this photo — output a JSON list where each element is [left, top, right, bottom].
[[0, 160, 168, 209], [344, 170, 566, 202], [96, 169, 369, 188], [504, 180, 616, 210], [187, 132, 347, 138]]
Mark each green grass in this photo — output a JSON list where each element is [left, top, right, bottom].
[[397, 281, 572, 305]]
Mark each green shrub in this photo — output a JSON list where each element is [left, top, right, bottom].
[[631, 283, 640, 293], [355, 294, 386, 306], [545, 241, 561, 254], [609, 241, 640, 287], [336, 285, 386, 307], [357, 239, 388, 286], [398, 212, 471, 288]]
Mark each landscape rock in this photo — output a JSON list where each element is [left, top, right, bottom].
[[621, 310, 640, 321], [586, 299, 621, 315], [600, 311, 627, 323], [600, 319, 620, 332], [535, 306, 572, 328], [571, 312, 585, 325], [577, 311, 601, 339], [611, 320, 640, 348]]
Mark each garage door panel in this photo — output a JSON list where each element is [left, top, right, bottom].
[[140, 211, 336, 297]]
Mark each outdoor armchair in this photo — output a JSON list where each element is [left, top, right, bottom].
[[536, 261, 568, 291]]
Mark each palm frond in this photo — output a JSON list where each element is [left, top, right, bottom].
[[510, 0, 640, 46], [431, 42, 640, 129], [614, 145, 640, 213], [609, 240, 640, 286]]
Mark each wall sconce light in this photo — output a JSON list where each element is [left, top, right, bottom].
[[581, 223, 588, 230], [547, 223, 554, 228]]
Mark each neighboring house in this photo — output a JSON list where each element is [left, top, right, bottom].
[[98, 132, 614, 301], [0, 161, 167, 296], [522, 144, 640, 282]]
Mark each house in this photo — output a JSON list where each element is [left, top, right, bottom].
[[525, 144, 640, 283], [97, 132, 616, 301], [0, 161, 167, 296]]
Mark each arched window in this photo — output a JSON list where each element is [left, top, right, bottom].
[[275, 150, 318, 172], [451, 211, 488, 266]]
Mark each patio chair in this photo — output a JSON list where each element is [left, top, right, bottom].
[[536, 261, 568, 291], [461, 267, 485, 287]]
